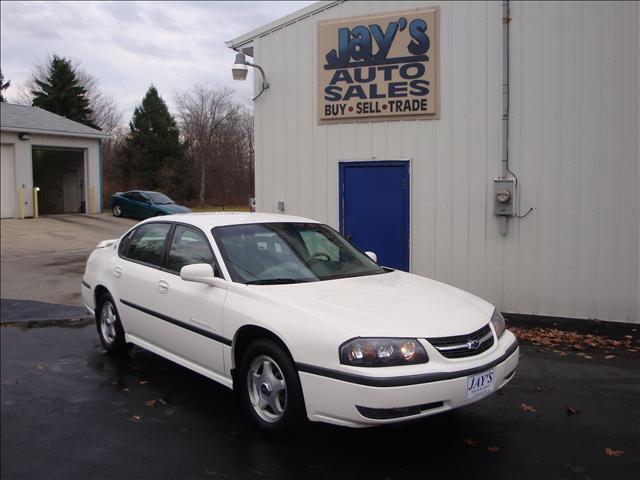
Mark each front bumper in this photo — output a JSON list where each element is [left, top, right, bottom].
[[298, 331, 519, 427]]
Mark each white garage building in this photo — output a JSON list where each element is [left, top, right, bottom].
[[1, 103, 108, 218], [228, 1, 639, 323]]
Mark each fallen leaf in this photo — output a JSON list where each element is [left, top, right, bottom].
[[583, 355, 593, 360], [520, 403, 537, 413], [535, 386, 543, 392], [605, 355, 616, 359], [463, 438, 479, 447], [624, 335, 632, 339], [132, 415, 142, 421], [122, 388, 130, 393], [158, 398, 168, 405], [573, 344, 585, 351], [487, 446, 500, 452], [604, 448, 624, 457], [145, 399, 158, 407], [139, 380, 149, 385], [566, 406, 580, 415]]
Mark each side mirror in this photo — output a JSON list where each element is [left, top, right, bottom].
[[365, 251, 378, 263], [180, 263, 228, 289]]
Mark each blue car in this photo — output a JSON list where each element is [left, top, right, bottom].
[[109, 190, 191, 219]]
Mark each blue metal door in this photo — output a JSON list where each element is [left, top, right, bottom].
[[339, 161, 410, 271]]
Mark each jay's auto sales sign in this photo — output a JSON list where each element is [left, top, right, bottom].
[[317, 8, 439, 123]]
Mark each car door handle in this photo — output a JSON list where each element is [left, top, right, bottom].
[[113, 266, 123, 278], [157, 280, 169, 294]]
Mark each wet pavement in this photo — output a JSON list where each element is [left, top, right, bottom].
[[1, 318, 638, 480], [0, 214, 136, 306]]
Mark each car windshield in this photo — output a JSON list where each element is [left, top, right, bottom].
[[146, 192, 173, 204], [212, 223, 386, 284]]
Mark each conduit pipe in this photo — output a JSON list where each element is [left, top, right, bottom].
[[500, 0, 511, 236]]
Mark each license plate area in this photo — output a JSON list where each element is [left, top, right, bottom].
[[467, 368, 495, 400]]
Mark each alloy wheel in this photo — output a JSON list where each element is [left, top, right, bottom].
[[100, 301, 117, 345], [246, 355, 288, 423]]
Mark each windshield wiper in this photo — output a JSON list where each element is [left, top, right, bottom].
[[246, 278, 311, 285]]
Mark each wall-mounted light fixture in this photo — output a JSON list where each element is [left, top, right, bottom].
[[18, 132, 30, 141], [232, 52, 269, 101]]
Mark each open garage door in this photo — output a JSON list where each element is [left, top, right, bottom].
[[1, 144, 15, 218], [32, 148, 86, 215]]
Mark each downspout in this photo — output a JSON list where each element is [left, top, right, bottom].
[[501, 0, 510, 180], [98, 139, 104, 213], [500, 0, 511, 236]]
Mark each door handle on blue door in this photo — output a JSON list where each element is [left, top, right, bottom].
[[157, 280, 169, 294], [113, 266, 123, 278]]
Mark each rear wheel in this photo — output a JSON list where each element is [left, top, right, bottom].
[[96, 292, 129, 353], [112, 204, 122, 217], [239, 339, 306, 435]]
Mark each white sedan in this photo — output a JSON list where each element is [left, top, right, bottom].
[[81, 213, 519, 434]]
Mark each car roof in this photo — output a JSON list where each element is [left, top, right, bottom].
[[139, 212, 321, 229]]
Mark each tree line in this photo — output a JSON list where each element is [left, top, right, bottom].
[[1, 56, 254, 207]]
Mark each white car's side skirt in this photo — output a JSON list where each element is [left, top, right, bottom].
[[125, 333, 234, 390]]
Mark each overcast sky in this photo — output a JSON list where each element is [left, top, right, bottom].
[[0, 1, 315, 120]]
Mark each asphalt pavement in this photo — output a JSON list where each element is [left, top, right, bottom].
[[1, 317, 638, 480]]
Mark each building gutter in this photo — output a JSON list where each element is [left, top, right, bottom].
[[0, 126, 110, 140]]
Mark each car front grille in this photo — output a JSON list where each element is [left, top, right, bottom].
[[427, 324, 494, 359]]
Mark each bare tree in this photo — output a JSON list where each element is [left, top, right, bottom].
[[17, 54, 123, 133], [175, 85, 237, 205]]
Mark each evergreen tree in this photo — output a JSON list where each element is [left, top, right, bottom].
[[126, 86, 187, 196], [31, 55, 97, 128], [0, 70, 10, 102]]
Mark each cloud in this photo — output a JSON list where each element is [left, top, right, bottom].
[[0, 0, 315, 118]]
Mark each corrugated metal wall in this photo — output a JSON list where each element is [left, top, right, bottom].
[[251, 1, 639, 323]]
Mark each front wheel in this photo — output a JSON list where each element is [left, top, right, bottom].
[[239, 339, 306, 435], [96, 292, 129, 353], [112, 204, 122, 217]]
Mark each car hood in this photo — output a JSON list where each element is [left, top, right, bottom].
[[245, 270, 495, 338], [155, 204, 191, 214]]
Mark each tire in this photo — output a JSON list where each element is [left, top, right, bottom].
[[96, 292, 129, 353], [239, 339, 306, 436], [112, 204, 122, 217]]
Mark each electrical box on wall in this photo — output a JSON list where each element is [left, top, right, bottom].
[[494, 178, 515, 216]]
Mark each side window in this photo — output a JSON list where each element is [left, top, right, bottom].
[[167, 225, 217, 275], [124, 223, 171, 267], [118, 229, 135, 257], [300, 230, 340, 261]]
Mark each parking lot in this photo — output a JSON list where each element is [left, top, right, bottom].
[[1, 214, 136, 309], [1, 214, 639, 479]]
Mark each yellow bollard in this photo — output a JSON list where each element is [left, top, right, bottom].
[[19, 187, 25, 219], [33, 187, 40, 219], [90, 186, 97, 214]]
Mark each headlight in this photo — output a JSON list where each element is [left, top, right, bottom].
[[339, 338, 429, 367], [490, 309, 506, 338]]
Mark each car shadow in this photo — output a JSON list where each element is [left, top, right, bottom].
[[85, 342, 501, 478]]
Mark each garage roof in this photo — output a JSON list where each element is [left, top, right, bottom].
[[0, 103, 109, 139]]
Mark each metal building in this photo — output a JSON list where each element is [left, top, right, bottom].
[[227, 1, 639, 323], [1, 103, 108, 218]]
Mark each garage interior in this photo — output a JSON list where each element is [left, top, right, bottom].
[[32, 147, 86, 215]]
